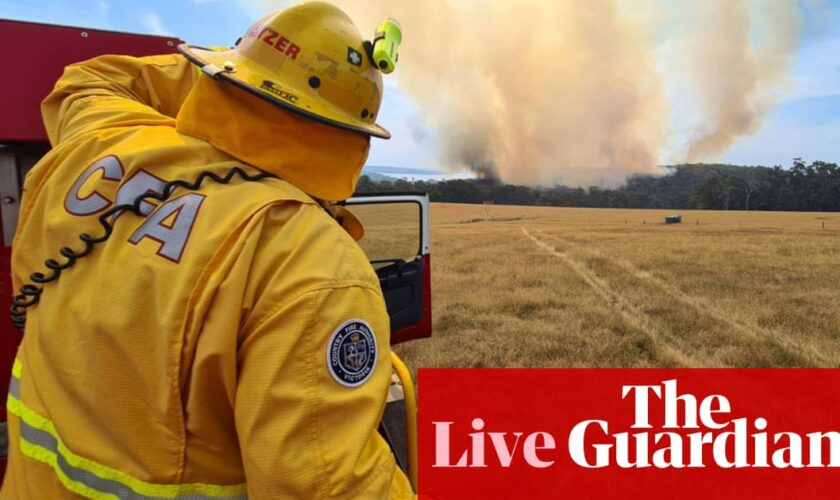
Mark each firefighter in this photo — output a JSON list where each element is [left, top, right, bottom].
[[2, 2, 413, 498]]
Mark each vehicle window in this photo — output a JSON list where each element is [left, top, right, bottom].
[[349, 202, 420, 264]]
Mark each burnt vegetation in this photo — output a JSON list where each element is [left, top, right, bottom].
[[356, 160, 840, 212]]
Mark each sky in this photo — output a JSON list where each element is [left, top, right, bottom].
[[720, 26, 840, 167], [1, 0, 838, 179]]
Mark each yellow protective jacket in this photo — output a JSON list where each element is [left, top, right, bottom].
[[1, 54, 413, 499]]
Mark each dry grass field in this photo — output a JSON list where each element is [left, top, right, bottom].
[[355, 203, 840, 369]]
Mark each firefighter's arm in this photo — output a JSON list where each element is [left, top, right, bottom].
[[41, 53, 197, 145], [235, 282, 413, 499]]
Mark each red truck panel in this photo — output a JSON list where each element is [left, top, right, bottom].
[[0, 19, 182, 143], [0, 19, 182, 478]]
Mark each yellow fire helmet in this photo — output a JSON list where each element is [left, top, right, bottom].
[[179, 1, 396, 139]]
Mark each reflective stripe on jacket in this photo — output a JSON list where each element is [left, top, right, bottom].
[[8, 360, 247, 499]]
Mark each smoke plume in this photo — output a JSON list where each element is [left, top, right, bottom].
[[680, 0, 806, 162], [251, 0, 821, 186]]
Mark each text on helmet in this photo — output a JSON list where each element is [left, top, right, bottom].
[[245, 23, 301, 60]]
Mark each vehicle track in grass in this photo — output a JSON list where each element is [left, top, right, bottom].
[[523, 228, 700, 367], [532, 228, 834, 367]]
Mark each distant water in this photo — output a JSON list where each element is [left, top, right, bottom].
[[363, 165, 443, 176], [362, 166, 473, 181]]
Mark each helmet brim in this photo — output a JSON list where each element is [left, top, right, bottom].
[[179, 44, 391, 140]]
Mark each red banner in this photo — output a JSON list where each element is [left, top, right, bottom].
[[417, 369, 840, 499]]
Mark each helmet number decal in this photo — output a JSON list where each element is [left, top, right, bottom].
[[313, 52, 340, 79]]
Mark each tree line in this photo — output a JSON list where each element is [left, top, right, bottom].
[[355, 160, 840, 211]]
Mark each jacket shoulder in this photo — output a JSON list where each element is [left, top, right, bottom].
[[230, 194, 381, 331]]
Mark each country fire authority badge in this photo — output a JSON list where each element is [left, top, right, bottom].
[[327, 319, 377, 387]]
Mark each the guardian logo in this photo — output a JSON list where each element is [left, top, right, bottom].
[[433, 379, 840, 469]]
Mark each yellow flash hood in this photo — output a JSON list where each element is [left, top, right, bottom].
[[176, 75, 371, 202]]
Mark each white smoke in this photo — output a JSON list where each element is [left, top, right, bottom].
[[249, 0, 828, 186]]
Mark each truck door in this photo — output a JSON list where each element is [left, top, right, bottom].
[[344, 193, 432, 344]]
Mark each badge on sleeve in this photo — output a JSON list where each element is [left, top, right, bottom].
[[327, 319, 377, 387]]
